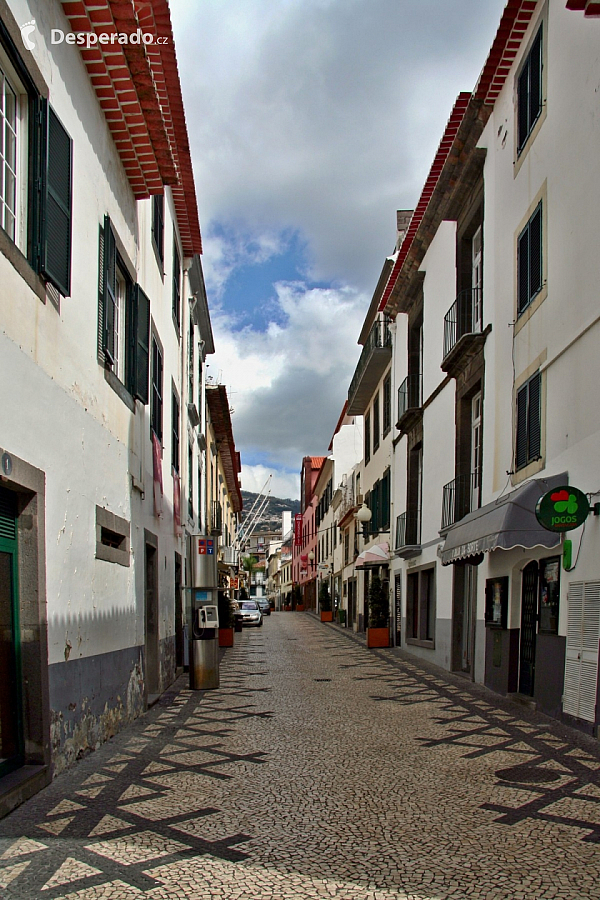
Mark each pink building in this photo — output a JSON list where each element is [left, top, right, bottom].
[[293, 456, 325, 610]]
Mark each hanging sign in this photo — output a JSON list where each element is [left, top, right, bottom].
[[294, 513, 303, 546], [535, 486, 589, 532]]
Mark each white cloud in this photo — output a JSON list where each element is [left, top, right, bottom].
[[169, 0, 508, 494], [208, 279, 366, 467], [241, 464, 300, 501], [171, 0, 506, 291]]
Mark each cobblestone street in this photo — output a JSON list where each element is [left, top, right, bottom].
[[2, 613, 600, 899]]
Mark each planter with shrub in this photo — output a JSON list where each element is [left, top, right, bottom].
[[366, 574, 389, 648]]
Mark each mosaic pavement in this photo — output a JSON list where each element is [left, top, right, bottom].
[[1, 614, 600, 898]]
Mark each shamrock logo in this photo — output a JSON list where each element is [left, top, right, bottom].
[[551, 489, 578, 515]]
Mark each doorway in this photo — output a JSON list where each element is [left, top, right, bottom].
[[519, 561, 539, 696], [452, 563, 477, 677], [174, 552, 183, 670], [145, 539, 159, 697], [0, 488, 23, 777]]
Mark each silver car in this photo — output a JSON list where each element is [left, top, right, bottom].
[[238, 600, 263, 627]]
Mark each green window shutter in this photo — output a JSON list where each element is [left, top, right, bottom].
[[30, 97, 47, 272], [41, 106, 72, 296], [132, 285, 150, 404], [97, 224, 105, 362], [529, 28, 542, 134], [529, 204, 542, 299], [103, 215, 116, 366], [517, 63, 529, 152], [527, 372, 541, 462], [517, 225, 530, 314], [516, 383, 528, 469]]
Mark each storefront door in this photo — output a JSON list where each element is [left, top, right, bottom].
[[519, 561, 538, 696], [0, 489, 23, 777]]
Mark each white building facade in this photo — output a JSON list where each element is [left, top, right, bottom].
[[0, 0, 242, 815]]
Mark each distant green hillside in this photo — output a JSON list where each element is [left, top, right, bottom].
[[241, 490, 300, 533]]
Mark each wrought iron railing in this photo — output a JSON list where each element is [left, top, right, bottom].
[[210, 500, 223, 535], [395, 510, 421, 549], [443, 287, 483, 359], [348, 318, 392, 402], [441, 472, 481, 530], [397, 374, 422, 421]]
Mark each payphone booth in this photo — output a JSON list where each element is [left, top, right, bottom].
[[190, 536, 220, 690]]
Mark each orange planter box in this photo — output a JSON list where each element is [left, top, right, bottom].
[[218, 627, 234, 647], [296, 604, 305, 612], [320, 611, 333, 622], [366, 627, 389, 648]]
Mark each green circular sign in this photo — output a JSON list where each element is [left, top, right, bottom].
[[535, 485, 589, 532]]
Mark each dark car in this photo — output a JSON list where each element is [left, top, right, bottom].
[[257, 598, 271, 616]]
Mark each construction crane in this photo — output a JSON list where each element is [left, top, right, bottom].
[[235, 474, 272, 551]]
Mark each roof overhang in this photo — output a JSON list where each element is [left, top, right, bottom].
[[189, 255, 215, 354], [61, 0, 202, 255], [440, 473, 568, 566], [206, 385, 243, 513]]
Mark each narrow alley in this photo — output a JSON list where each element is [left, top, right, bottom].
[[1, 614, 599, 900]]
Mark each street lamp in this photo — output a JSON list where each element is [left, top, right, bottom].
[[307, 550, 315, 567], [355, 503, 372, 537]]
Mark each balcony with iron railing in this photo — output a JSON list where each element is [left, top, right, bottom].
[[442, 287, 487, 376], [210, 500, 223, 536], [395, 510, 421, 558], [347, 318, 392, 415], [440, 472, 481, 531], [396, 374, 422, 434]]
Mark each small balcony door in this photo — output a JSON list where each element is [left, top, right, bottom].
[[472, 226, 483, 333], [471, 392, 482, 512]]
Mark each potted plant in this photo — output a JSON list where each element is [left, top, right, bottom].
[[295, 584, 305, 612], [218, 590, 235, 647], [319, 581, 333, 622], [366, 575, 389, 648]]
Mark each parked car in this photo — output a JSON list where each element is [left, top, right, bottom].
[[257, 598, 271, 616], [238, 600, 263, 627]]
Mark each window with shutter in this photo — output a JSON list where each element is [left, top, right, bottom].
[[517, 202, 543, 315], [383, 372, 391, 434], [152, 194, 164, 266], [373, 392, 380, 453], [42, 106, 72, 296], [364, 412, 371, 464], [172, 234, 181, 329], [172, 390, 180, 473], [103, 216, 117, 366], [132, 285, 150, 404], [515, 371, 542, 470], [517, 25, 543, 154], [99, 216, 149, 404], [151, 337, 163, 441]]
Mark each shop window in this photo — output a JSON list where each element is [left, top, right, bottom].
[[406, 567, 435, 645], [539, 556, 560, 634]]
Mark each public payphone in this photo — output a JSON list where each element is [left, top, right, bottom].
[[189, 536, 220, 690]]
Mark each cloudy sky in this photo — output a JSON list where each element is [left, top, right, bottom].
[[169, 0, 507, 500]]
